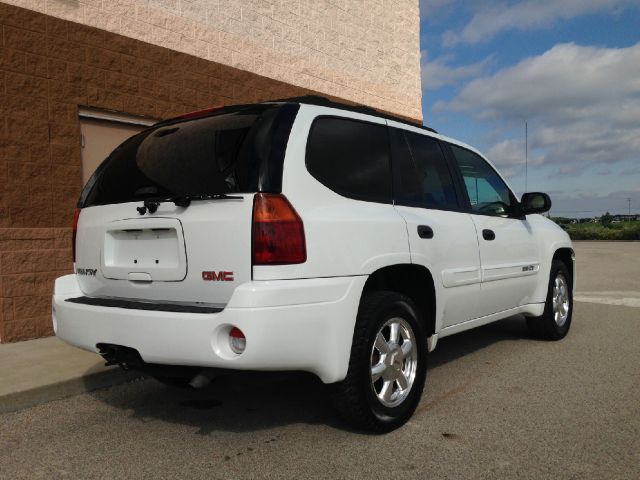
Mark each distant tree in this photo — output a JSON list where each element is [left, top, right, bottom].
[[551, 216, 572, 225], [600, 212, 613, 227]]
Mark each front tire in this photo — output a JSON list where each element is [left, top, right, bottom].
[[332, 291, 427, 433], [527, 259, 573, 340]]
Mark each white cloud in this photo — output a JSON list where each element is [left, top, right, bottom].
[[421, 52, 493, 90], [486, 139, 525, 167], [442, 0, 635, 47], [442, 42, 640, 168], [485, 138, 544, 174]]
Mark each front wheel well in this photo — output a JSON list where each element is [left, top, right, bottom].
[[553, 248, 574, 285], [362, 264, 436, 336]]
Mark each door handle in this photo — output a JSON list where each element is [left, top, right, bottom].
[[417, 225, 434, 239], [482, 229, 496, 241]]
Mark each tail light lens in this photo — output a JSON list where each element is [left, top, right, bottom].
[[252, 193, 306, 265], [173, 106, 222, 121], [229, 327, 246, 355], [72, 208, 81, 263]]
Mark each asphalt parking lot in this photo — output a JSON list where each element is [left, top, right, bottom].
[[1, 242, 638, 480]]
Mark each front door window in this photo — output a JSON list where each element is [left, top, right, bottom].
[[450, 145, 514, 216]]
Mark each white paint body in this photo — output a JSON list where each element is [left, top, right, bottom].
[[53, 103, 574, 384]]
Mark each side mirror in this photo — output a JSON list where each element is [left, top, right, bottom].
[[521, 192, 552, 215]]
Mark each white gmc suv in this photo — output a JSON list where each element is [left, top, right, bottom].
[[53, 96, 575, 432]]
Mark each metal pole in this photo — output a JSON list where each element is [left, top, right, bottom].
[[525, 122, 528, 193]]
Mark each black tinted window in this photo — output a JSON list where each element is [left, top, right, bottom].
[[450, 145, 514, 216], [306, 117, 391, 203], [81, 106, 292, 207], [392, 129, 458, 210]]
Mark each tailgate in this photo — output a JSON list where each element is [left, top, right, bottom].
[[102, 217, 187, 282], [75, 197, 253, 305]]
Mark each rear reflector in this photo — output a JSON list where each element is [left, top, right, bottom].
[[229, 327, 246, 354], [252, 193, 306, 265], [72, 208, 81, 263]]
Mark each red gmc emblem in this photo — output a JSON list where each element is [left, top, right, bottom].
[[202, 271, 234, 282]]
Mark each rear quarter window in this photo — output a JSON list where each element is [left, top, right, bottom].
[[305, 117, 392, 204]]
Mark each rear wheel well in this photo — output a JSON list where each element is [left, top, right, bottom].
[[553, 248, 574, 285], [362, 264, 436, 336]]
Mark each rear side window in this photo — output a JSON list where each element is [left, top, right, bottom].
[[80, 105, 296, 207], [305, 117, 391, 203], [392, 129, 458, 210]]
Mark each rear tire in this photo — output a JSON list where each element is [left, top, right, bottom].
[[331, 291, 427, 433], [527, 259, 573, 340]]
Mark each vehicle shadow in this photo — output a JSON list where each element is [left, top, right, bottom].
[[428, 314, 530, 370], [86, 315, 532, 435]]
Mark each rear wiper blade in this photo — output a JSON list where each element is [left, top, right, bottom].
[[137, 194, 243, 215], [170, 193, 243, 207]]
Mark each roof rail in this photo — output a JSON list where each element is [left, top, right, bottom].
[[268, 95, 437, 134]]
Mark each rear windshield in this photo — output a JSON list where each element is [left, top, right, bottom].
[[80, 104, 297, 207]]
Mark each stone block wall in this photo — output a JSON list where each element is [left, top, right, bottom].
[[1, 0, 422, 121]]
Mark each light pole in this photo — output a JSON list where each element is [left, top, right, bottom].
[[525, 122, 528, 193]]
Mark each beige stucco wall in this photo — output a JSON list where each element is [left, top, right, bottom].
[[3, 0, 422, 121]]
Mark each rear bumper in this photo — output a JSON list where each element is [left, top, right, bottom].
[[52, 274, 366, 383]]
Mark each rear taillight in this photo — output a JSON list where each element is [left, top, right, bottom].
[[72, 208, 81, 263], [252, 193, 306, 265], [173, 106, 222, 121]]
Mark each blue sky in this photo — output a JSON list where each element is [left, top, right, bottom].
[[419, 0, 640, 217]]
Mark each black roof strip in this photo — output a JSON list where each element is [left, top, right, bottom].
[[269, 95, 438, 134]]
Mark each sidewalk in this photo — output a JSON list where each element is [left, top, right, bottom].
[[0, 336, 139, 414]]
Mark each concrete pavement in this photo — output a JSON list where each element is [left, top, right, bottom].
[[0, 301, 638, 479], [572, 241, 640, 307], [0, 337, 137, 414]]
